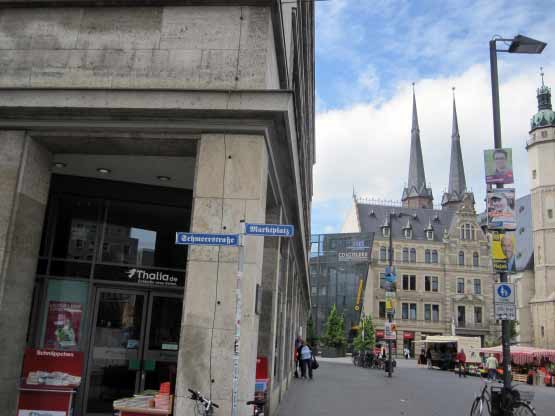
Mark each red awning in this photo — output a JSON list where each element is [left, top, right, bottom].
[[403, 331, 414, 340], [475, 345, 555, 365]]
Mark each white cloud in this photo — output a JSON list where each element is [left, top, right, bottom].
[[313, 63, 554, 215]]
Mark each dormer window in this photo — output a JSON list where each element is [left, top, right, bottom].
[[404, 228, 412, 239], [382, 226, 390, 238], [426, 230, 434, 240]]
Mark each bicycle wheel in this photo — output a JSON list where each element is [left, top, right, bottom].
[[470, 397, 489, 416], [512, 402, 536, 416]]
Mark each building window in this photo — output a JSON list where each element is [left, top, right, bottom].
[[425, 249, 431, 264], [379, 301, 386, 318], [432, 250, 438, 264], [473, 252, 479, 267], [380, 246, 387, 261], [403, 275, 416, 291], [458, 251, 465, 266], [410, 248, 416, 263], [402, 248, 409, 263], [379, 273, 387, 289], [532, 170, 537, 179], [541, 326, 545, 337], [548, 209, 553, 219], [311, 286, 317, 295], [432, 305, 439, 321], [410, 303, 417, 320], [424, 304, 431, 321], [425, 276, 438, 292], [460, 224, 475, 240], [458, 305, 466, 326], [457, 278, 464, 294], [320, 286, 327, 296], [382, 226, 390, 238], [404, 228, 412, 239], [402, 303, 408, 320], [542, 130, 548, 138], [474, 306, 482, 324], [474, 279, 481, 295], [426, 230, 434, 240]]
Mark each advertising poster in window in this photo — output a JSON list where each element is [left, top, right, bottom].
[[484, 148, 514, 184], [44, 302, 83, 350], [490, 232, 516, 273], [487, 188, 516, 230]]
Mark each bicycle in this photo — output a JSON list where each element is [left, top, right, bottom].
[[188, 388, 219, 416], [470, 380, 491, 416], [470, 382, 536, 416], [246, 398, 266, 416]]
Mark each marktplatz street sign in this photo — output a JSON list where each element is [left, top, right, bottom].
[[245, 223, 294, 237]]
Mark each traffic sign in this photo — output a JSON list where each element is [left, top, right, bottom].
[[175, 232, 239, 246], [495, 303, 516, 320], [494, 283, 515, 304], [245, 223, 294, 237]]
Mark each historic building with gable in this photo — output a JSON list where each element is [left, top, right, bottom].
[[342, 90, 500, 354]]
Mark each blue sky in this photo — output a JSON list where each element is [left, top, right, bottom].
[[312, 0, 555, 235]]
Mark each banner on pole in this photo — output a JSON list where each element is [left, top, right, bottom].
[[484, 148, 514, 184]]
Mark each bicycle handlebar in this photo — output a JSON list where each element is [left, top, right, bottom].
[[188, 389, 219, 408]]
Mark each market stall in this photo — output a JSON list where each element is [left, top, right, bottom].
[[474, 345, 555, 385], [415, 336, 481, 370]]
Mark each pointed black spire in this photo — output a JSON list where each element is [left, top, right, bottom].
[[402, 84, 433, 208], [443, 88, 473, 209]]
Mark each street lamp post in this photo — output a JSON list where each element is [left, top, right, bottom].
[[387, 211, 394, 377], [488, 34, 546, 391]]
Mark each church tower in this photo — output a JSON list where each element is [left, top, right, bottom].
[[402, 86, 434, 208], [442, 89, 474, 209], [527, 70, 555, 348]]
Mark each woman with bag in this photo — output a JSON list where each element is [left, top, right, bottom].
[[299, 341, 314, 380]]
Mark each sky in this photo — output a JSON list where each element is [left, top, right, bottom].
[[312, 0, 555, 235]]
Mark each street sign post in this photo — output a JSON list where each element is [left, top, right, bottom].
[[175, 232, 239, 246], [494, 283, 516, 321], [495, 303, 517, 320]]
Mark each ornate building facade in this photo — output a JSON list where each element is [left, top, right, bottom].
[[342, 90, 500, 353]]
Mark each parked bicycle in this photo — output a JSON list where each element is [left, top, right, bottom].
[[247, 398, 266, 416], [470, 381, 536, 416], [188, 389, 219, 416]]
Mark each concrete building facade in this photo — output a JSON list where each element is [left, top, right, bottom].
[[0, 2, 314, 416], [342, 90, 499, 354]]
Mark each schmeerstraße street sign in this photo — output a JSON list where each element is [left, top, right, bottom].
[[245, 223, 294, 237], [175, 232, 239, 246]]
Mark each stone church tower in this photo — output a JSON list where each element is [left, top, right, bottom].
[[402, 88, 434, 208], [527, 74, 555, 347]]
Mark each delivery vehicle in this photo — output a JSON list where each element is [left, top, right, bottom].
[[416, 335, 481, 370]]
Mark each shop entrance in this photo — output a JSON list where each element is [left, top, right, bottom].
[[84, 288, 183, 415]]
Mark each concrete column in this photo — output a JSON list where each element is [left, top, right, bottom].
[[0, 132, 51, 414], [175, 134, 268, 416]]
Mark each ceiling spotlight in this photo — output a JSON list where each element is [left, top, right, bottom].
[[157, 176, 171, 181], [97, 168, 111, 174], [53, 162, 67, 168]]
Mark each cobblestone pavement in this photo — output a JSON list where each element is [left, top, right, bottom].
[[277, 358, 554, 415]]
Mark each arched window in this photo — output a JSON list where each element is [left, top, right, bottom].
[[380, 246, 387, 261], [402, 248, 409, 263], [425, 249, 431, 264], [432, 250, 438, 264], [473, 252, 479, 267], [458, 251, 465, 266], [410, 248, 417, 263]]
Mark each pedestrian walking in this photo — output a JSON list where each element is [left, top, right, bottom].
[[426, 348, 432, 369], [299, 341, 313, 380], [294, 335, 302, 378], [456, 349, 467, 378], [486, 354, 499, 381], [404, 347, 410, 360]]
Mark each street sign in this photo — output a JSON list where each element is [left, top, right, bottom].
[[175, 232, 239, 246], [495, 303, 516, 320], [384, 322, 396, 340], [245, 223, 294, 237], [494, 283, 515, 304]]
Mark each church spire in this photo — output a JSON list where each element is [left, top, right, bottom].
[[402, 84, 433, 209], [442, 88, 473, 209]]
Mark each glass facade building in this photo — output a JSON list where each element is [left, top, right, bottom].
[[310, 233, 374, 342]]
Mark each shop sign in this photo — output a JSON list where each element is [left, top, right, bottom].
[[403, 331, 414, 340], [384, 322, 396, 340], [94, 264, 185, 287], [338, 251, 368, 262], [375, 330, 384, 338]]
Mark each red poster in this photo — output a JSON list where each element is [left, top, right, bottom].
[[44, 302, 82, 350]]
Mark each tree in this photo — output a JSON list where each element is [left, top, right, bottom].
[[322, 304, 347, 349], [353, 314, 376, 352]]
